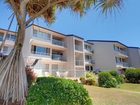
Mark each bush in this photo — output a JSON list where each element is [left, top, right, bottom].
[[80, 72, 97, 86], [86, 78, 96, 85], [109, 70, 118, 77], [98, 72, 118, 88], [80, 77, 86, 84], [109, 70, 124, 84], [27, 77, 92, 105], [125, 69, 140, 83]]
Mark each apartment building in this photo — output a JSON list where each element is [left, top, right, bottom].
[[22, 25, 95, 78], [0, 25, 140, 78], [0, 28, 16, 56], [128, 47, 140, 68], [87, 40, 130, 71]]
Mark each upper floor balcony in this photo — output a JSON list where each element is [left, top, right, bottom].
[[116, 62, 129, 68], [33, 29, 51, 43], [52, 54, 66, 61], [85, 59, 95, 64], [0, 33, 3, 42], [52, 39, 65, 47], [114, 45, 128, 56], [75, 60, 84, 66], [84, 44, 94, 53], [75, 40, 83, 52], [75, 45, 83, 51]]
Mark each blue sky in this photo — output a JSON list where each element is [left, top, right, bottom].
[[0, 0, 140, 47]]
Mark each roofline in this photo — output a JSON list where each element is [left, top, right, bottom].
[[0, 28, 16, 33], [87, 40, 128, 47], [27, 24, 66, 37], [128, 47, 140, 49], [84, 41, 94, 45], [27, 24, 84, 40], [67, 34, 84, 40]]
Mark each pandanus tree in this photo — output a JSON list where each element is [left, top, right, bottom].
[[0, 0, 122, 104]]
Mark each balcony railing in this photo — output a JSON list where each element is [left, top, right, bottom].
[[75, 45, 82, 51], [85, 59, 95, 64], [75, 60, 84, 66], [33, 34, 51, 42], [52, 54, 65, 61], [114, 49, 128, 56], [116, 62, 129, 67], [52, 39, 65, 47], [31, 51, 50, 56]]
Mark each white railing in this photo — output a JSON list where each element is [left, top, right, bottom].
[[52, 54, 65, 61], [123, 62, 129, 67], [52, 39, 65, 47], [85, 59, 95, 64], [31, 51, 50, 56], [116, 62, 129, 67], [114, 48, 128, 56], [75, 45, 82, 51], [6, 38, 16, 41], [85, 48, 94, 53], [33, 33, 51, 42], [75, 60, 84, 66]]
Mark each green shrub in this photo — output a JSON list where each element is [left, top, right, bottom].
[[98, 72, 118, 88], [109, 70, 118, 77], [80, 77, 86, 84], [27, 77, 92, 105], [125, 69, 140, 83], [80, 72, 97, 86], [86, 78, 96, 85], [109, 70, 124, 84], [86, 72, 94, 78]]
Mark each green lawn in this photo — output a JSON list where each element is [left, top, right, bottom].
[[85, 83, 140, 105], [118, 83, 140, 92]]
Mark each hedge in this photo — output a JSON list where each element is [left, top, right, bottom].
[[98, 72, 118, 88], [125, 69, 140, 83], [27, 77, 92, 105], [109, 70, 124, 84]]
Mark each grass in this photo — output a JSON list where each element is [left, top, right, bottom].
[[85, 83, 140, 105], [118, 83, 140, 92]]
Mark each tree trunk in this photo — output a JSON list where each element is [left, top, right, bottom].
[[0, 25, 27, 105]]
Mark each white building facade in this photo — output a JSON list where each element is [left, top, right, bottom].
[[0, 25, 140, 78]]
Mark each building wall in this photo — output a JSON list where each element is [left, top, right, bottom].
[[128, 48, 140, 68], [91, 42, 116, 71], [1, 25, 140, 78]]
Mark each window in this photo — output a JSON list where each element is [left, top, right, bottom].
[[0, 33, 4, 41], [6, 34, 16, 41], [33, 29, 37, 36], [86, 66, 93, 71], [3, 46, 8, 53], [31, 45, 50, 55]]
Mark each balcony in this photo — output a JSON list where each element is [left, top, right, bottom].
[[114, 47, 128, 57], [75, 45, 83, 51], [31, 51, 50, 57], [75, 60, 84, 66], [85, 59, 95, 64], [116, 62, 129, 68], [52, 54, 65, 61], [33, 33, 51, 43], [52, 39, 65, 47]]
